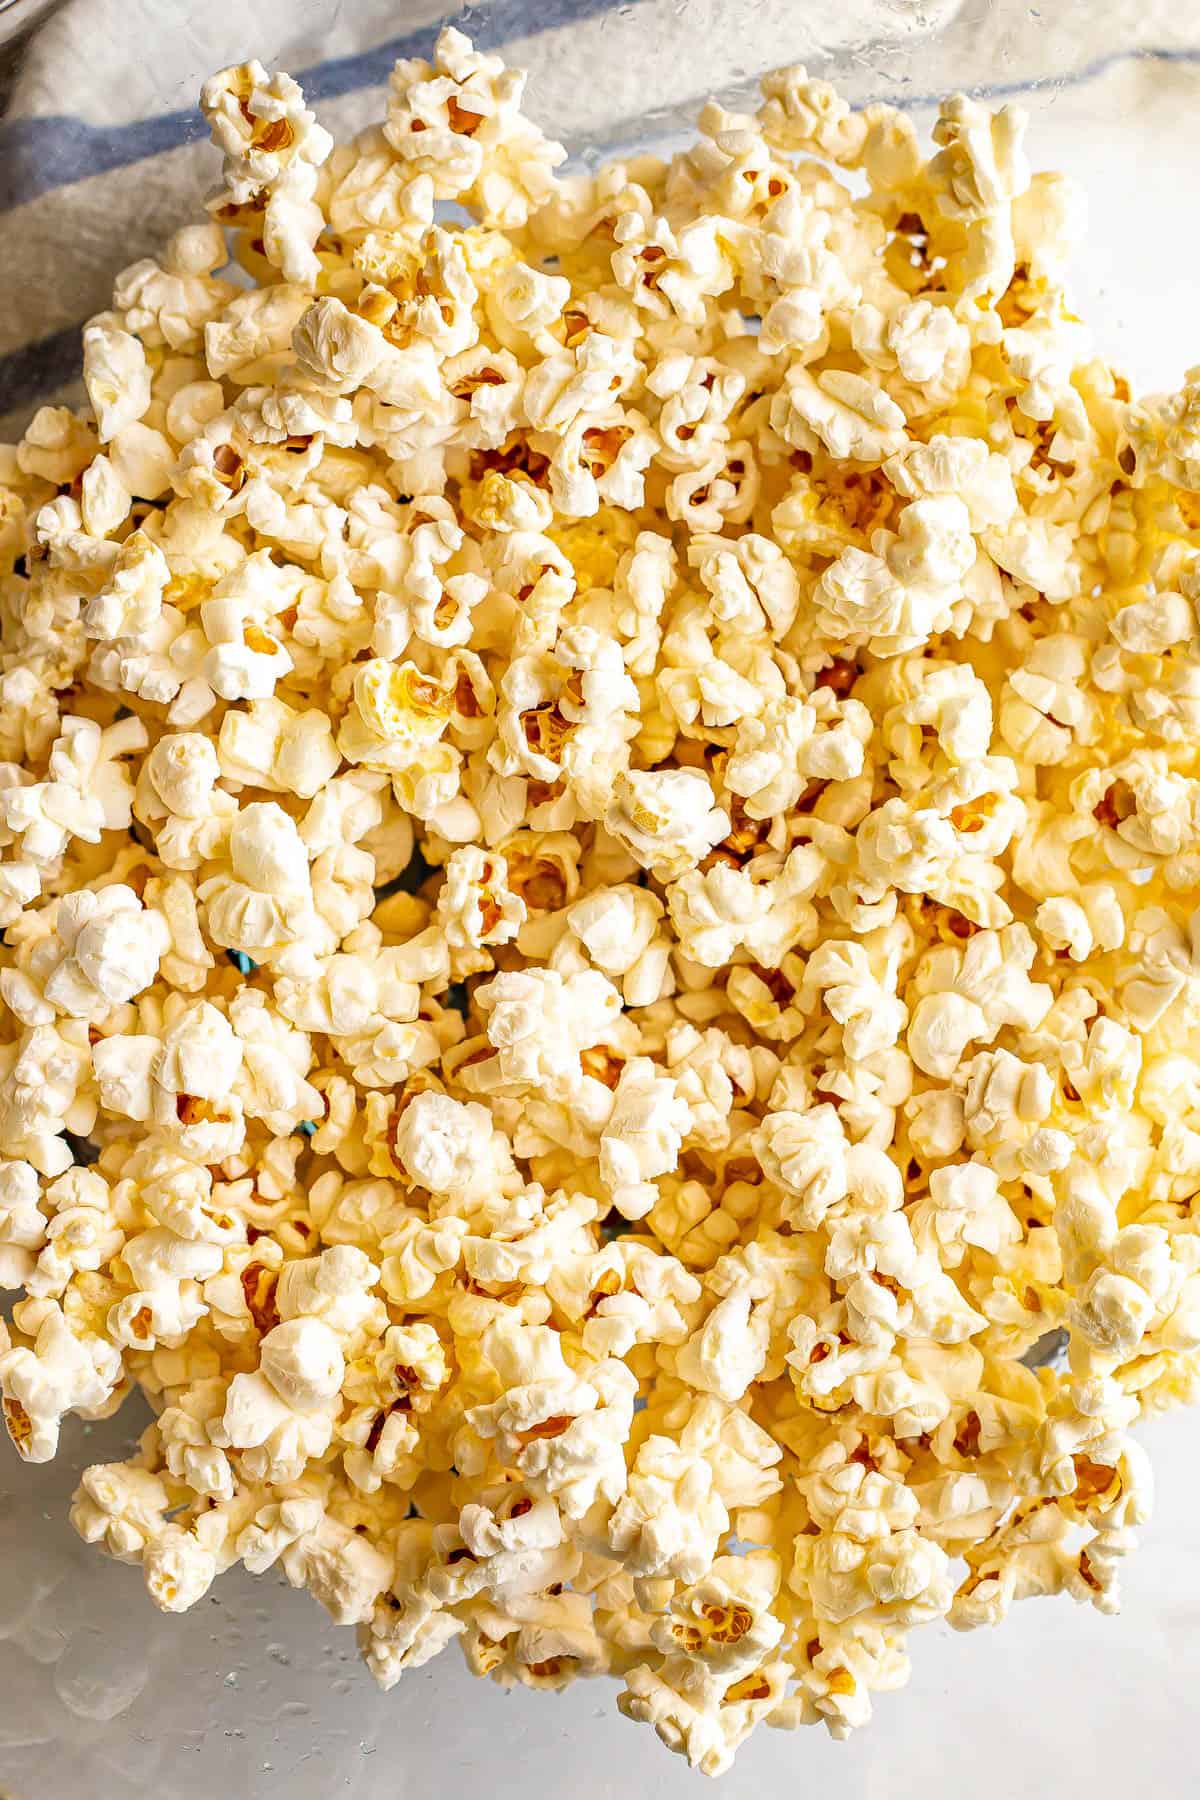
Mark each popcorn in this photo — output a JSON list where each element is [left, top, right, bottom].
[[812, 497, 975, 656], [906, 925, 1052, 1078], [14, 884, 170, 1020], [82, 317, 152, 442], [114, 227, 237, 354], [674, 1284, 770, 1403], [71, 1462, 171, 1562], [608, 1435, 730, 1584], [0, 1024, 93, 1175], [259, 1317, 346, 1409], [605, 768, 729, 880], [0, 1302, 123, 1461], [17, 405, 97, 484], [337, 658, 453, 775], [649, 1549, 784, 1681], [279, 1515, 391, 1625], [773, 365, 908, 464], [434, 844, 526, 974], [383, 27, 565, 228], [217, 697, 341, 798], [908, 1162, 1020, 1268], [214, 1365, 337, 1484], [202, 62, 332, 287], [392, 1090, 499, 1197], [0, 1158, 46, 1288], [2, 27, 1197, 1776], [599, 1058, 692, 1220], [754, 1104, 848, 1230], [0, 715, 145, 919], [472, 965, 622, 1099], [142, 1526, 219, 1613], [26, 1166, 125, 1299]]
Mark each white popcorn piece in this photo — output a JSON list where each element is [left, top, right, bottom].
[[214, 1365, 337, 1483], [70, 1461, 171, 1562], [434, 844, 526, 974], [383, 28, 566, 229], [675, 1284, 770, 1403], [259, 1316, 346, 1409], [280, 1515, 392, 1625], [392, 1090, 499, 1198], [217, 697, 340, 798], [605, 768, 729, 880], [754, 1103, 848, 1229], [773, 364, 908, 463], [599, 1058, 692, 1220], [906, 925, 1052, 1078], [202, 61, 332, 286], [0, 1303, 123, 1461], [143, 1527, 220, 1613], [0, 1159, 45, 1288], [82, 316, 153, 442], [21, 885, 170, 1020], [608, 1435, 730, 1584]]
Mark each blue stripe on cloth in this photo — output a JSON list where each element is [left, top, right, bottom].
[[0, 0, 630, 213], [0, 321, 85, 415]]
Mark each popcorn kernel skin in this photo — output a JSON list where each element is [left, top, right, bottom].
[[0, 22, 1193, 1779]]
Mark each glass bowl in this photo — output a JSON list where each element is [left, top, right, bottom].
[[3, 3, 1200, 1796]]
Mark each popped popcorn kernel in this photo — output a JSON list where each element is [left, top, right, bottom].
[[1, 24, 1195, 1776]]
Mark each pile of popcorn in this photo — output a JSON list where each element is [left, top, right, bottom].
[[3, 29, 1200, 1772]]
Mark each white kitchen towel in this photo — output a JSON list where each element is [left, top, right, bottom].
[[0, 0, 1196, 436]]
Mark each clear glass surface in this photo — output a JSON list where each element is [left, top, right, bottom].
[[3, 3, 1200, 1795]]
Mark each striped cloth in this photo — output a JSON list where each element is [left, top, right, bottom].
[[0, 0, 1196, 437]]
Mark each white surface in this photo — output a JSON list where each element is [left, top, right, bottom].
[[973, 57, 1200, 394], [4, 1399, 1200, 1796]]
